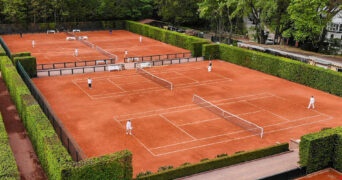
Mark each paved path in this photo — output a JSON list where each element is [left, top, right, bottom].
[[178, 150, 299, 180]]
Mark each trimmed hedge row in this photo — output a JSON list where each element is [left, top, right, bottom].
[[0, 113, 20, 180], [135, 143, 289, 180], [14, 56, 37, 78], [126, 21, 209, 57], [299, 127, 342, 173], [0, 37, 11, 57], [208, 43, 342, 97], [0, 55, 133, 179]]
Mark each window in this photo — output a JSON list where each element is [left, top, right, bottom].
[[327, 23, 339, 32]]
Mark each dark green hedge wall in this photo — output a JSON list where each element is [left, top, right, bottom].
[[0, 113, 20, 179], [126, 21, 209, 57]]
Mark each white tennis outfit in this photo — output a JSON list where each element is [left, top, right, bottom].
[[126, 120, 132, 135], [307, 96, 315, 109]]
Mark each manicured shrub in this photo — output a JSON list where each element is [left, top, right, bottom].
[[0, 113, 20, 179]]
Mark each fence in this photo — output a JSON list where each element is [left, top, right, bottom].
[[134, 56, 203, 68], [124, 52, 192, 63], [17, 61, 86, 161], [37, 59, 116, 70], [38, 64, 125, 77], [237, 42, 342, 71]]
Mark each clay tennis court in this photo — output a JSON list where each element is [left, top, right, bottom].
[[3, 31, 342, 176], [2, 30, 190, 64], [31, 60, 342, 175]]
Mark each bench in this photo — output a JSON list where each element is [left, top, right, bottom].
[[66, 36, 76, 40], [78, 36, 88, 40], [107, 65, 122, 71], [47, 30, 56, 34], [73, 29, 81, 33], [139, 62, 152, 68]]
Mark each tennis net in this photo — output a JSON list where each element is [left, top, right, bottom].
[[192, 94, 263, 138], [95, 46, 117, 60], [136, 67, 173, 91]]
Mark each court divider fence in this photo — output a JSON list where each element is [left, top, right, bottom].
[[134, 56, 203, 68], [37, 58, 115, 70], [17, 61, 86, 162], [124, 52, 192, 63]]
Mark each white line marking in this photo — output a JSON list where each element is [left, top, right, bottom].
[[159, 114, 196, 140]]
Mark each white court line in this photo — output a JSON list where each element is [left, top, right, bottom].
[[264, 116, 333, 135], [112, 116, 157, 156], [129, 93, 334, 156], [113, 93, 273, 121], [149, 113, 332, 156], [150, 124, 247, 151], [72, 79, 94, 100], [153, 133, 257, 156], [106, 78, 127, 92], [159, 114, 196, 140]]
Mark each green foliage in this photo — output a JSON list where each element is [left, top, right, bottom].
[[333, 128, 342, 172], [215, 43, 342, 96], [157, 165, 173, 172], [216, 153, 228, 158], [134, 143, 288, 180], [203, 44, 220, 60], [15, 56, 37, 78], [154, 0, 201, 25], [126, 21, 209, 57], [62, 150, 132, 180], [0, 56, 31, 113], [136, 170, 152, 178], [0, 113, 20, 180], [0, 37, 11, 58], [1, 54, 133, 179], [299, 127, 342, 174], [286, 0, 338, 47], [0, 47, 6, 57]]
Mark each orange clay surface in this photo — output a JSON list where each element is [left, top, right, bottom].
[[296, 168, 342, 180], [3, 31, 342, 176], [2, 30, 190, 64], [31, 60, 342, 176]]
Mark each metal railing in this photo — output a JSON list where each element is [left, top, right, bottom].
[[124, 52, 192, 63], [17, 61, 86, 161], [37, 59, 115, 70]]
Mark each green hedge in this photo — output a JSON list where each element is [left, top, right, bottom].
[[0, 113, 20, 180], [135, 143, 289, 180], [299, 127, 342, 173], [62, 150, 132, 179], [0, 37, 11, 57], [214, 44, 342, 97], [0, 55, 133, 180], [126, 21, 209, 57], [15, 56, 37, 77], [203, 44, 220, 60]]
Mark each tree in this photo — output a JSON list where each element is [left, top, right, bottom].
[[154, 0, 201, 25], [1, 0, 28, 24], [265, 0, 291, 44], [285, 0, 341, 49], [198, 0, 243, 43]]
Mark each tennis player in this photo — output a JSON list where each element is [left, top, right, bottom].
[[32, 40, 35, 48], [74, 48, 78, 57], [307, 96, 315, 109], [87, 78, 92, 89], [126, 120, 133, 135], [124, 50, 128, 58], [208, 60, 212, 72], [139, 36, 142, 43]]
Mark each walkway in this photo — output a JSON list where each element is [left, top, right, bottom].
[[178, 149, 299, 180]]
